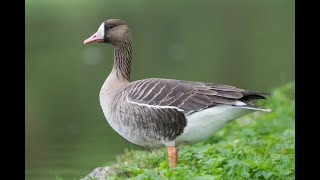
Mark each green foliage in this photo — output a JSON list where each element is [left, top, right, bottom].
[[107, 82, 295, 179]]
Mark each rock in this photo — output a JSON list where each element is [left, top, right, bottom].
[[80, 166, 115, 180]]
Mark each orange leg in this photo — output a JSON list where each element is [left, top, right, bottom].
[[168, 146, 178, 167]]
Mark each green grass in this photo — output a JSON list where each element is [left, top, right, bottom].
[[95, 82, 295, 180]]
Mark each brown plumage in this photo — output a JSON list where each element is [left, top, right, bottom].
[[83, 19, 271, 167]]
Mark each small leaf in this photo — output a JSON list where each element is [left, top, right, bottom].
[[194, 175, 216, 180], [159, 161, 168, 169], [241, 171, 250, 178], [212, 168, 223, 174], [262, 171, 273, 179]]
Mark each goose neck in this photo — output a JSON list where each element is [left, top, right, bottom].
[[113, 41, 132, 81]]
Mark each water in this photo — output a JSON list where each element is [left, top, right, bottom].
[[25, 0, 294, 179]]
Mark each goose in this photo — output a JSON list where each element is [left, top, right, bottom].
[[83, 19, 271, 167]]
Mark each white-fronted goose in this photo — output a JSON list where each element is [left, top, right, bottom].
[[83, 19, 271, 167]]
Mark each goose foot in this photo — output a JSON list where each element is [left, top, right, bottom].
[[168, 146, 178, 167]]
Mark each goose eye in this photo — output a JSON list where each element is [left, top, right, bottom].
[[108, 25, 115, 29]]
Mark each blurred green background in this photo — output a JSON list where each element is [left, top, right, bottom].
[[25, 0, 294, 179]]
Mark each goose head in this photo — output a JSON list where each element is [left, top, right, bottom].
[[83, 19, 131, 46]]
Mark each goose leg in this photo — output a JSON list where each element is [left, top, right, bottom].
[[168, 146, 178, 167]]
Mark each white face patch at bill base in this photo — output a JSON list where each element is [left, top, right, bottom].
[[97, 22, 105, 38]]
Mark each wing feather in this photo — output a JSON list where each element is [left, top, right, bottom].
[[126, 78, 269, 114]]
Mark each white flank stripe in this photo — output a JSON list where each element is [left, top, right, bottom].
[[127, 98, 184, 111], [237, 106, 272, 112]]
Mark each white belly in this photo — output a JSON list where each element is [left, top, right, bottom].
[[175, 105, 254, 145]]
